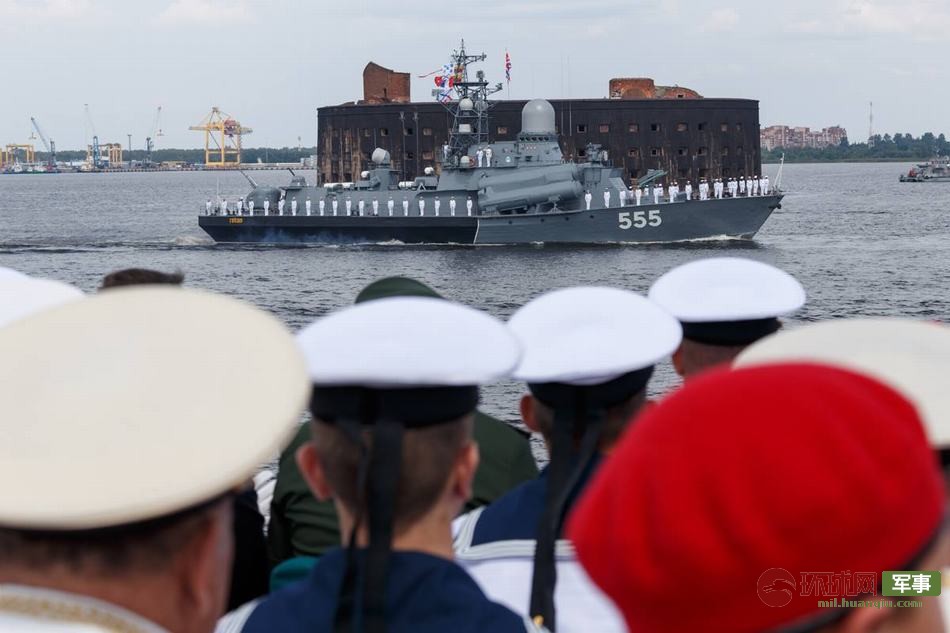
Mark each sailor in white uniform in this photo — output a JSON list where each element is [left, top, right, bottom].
[[634, 187, 642, 206], [264, 200, 270, 216], [219, 198, 227, 215], [668, 183, 677, 203], [648, 257, 806, 381], [453, 287, 681, 633], [249, 200, 256, 216], [319, 199, 326, 216], [763, 175, 771, 195], [467, 197, 474, 216], [418, 198, 426, 216], [278, 198, 285, 216], [619, 189, 627, 207], [485, 147, 493, 166], [584, 191, 592, 210], [403, 199, 410, 216], [652, 185, 661, 205], [739, 178, 747, 196], [306, 199, 312, 216], [434, 197, 441, 216], [388, 197, 395, 216], [332, 199, 339, 216], [291, 199, 298, 216], [345, 198, 352, 216], [684, 181, 693, 201], [603, 190, 611, 208], [372, 199, 379, 216], [206, 199, 213, 215], [450, 198, 457, 216], [0, 287, 306, 633], [477, 148, 485, 168], [358, 199, 365, 216]]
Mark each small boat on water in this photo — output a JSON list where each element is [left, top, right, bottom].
[[899, 156, 950, 182]]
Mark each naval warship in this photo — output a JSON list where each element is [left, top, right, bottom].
[[198, 43, 782, 245]]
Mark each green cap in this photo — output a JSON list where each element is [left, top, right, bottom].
[[354, 276, 442, 304]]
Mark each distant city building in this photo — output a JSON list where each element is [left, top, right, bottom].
[[760, 125, 848, 151]]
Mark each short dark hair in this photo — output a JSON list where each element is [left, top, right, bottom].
[[0, 500, 224, 576], [99, 268, 184, 290], [532, 390, 647, 451], [311, 415, 473, 534], [679, 339, 747, 375]]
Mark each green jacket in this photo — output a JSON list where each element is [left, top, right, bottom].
[[267, 412, 538, 565]]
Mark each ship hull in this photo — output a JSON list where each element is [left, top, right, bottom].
[[198, 195, 782, 245]]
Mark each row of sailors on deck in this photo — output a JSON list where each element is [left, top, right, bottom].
[[207, 196, 478, 217], [3, 259, 950, 633], [583, 175, 772, 210]]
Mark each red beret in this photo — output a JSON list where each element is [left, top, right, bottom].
[[567, 363, 944, 633]]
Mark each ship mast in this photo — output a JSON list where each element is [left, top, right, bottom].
[[437, 39, 502, 167]]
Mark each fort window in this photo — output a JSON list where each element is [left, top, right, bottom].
[[344, 172, 352, 181], [678, 168, 688, 176], [422, 127, 433, 136], [628, 148, 640, 157], [422, 151, 433, 160], [578, 148, 588, 158], [698, 146, 708, 156], [577, 124, 588, 133], [721, 147, 730, 156], [722, 168, 731, 176], [736, 123, 743, 132], [676, 122, 688, 132], [676, 93, 686, 99], [497, 126, 508, 135], [698, 122, 707, 131], [380, 128, 389, 136], [405, 127, 414, 136], [699, 168, 709, 178], [628, 123, 639, 133], [331, 172, 339, 181], [406, 151, 415, 160], [737, 146, 744, 155], [720, 123, 729, 132], [677, 147, 688, 156], [650, 123, 661, 132], [650, 147, 661, 157], [629, 169, 639, 178], [599, 124, 610, 133]]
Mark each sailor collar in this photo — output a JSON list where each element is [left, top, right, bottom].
[[0, 585, 168, 633]]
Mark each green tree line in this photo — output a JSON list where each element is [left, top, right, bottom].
[[34, 147, 317, 164], [763, 133, 949, 162]]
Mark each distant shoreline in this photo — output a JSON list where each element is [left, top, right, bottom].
[[762, 158, 918, 165]]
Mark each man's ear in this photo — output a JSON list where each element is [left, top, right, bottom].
[[452, 440, 479, 502], [671, 344, 686, 378], [520, 394, 540, 433], [176, 501, 234, 625], [296, 442, 333, 501]]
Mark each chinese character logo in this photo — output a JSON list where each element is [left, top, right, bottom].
[[758, 568, 797, 607], [882, 571, 941, 597]]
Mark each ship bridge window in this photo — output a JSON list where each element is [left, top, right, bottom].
[[650, 147, 661, 157], [380, 128, 389, 136], [628, 123, 639, 133], [650, 123, 661, 132], [405, 127, 414, 136], [676, 122, 688, 132], [577, 124, 587, 133], [497, 126, 508, 135], [599, 124, 610, 133], [422, 127, 433, 136], [677, 147, 688, 156]]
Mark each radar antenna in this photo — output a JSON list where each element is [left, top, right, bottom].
[[434, 39, 503, 166]]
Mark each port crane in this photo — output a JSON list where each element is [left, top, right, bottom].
[[30, 117, 56, 171], [190, 107, 252, 167], [84, 104, 102, 169], [145, 106, 164, 167]]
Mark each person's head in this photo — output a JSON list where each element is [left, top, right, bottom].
[[0, 287, 308, 633], [569, 363, 948, 633], [649, 257, 805, 380], [99, 268, 184, 290]]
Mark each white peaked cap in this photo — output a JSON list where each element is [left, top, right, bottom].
[[735, 318, 950, 448], [508, 287, 682, 385], [0, 275, 84, 328], [297, 296, 520, 387], [0, 287, 308, 530], [648, 257, 805, 322]]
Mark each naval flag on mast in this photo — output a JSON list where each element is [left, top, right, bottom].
[[505, 50, 512, 83]]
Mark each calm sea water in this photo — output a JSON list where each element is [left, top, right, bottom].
[[1, 162, 947, 423]]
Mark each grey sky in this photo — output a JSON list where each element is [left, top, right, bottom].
[[1, 0, 947, 150]]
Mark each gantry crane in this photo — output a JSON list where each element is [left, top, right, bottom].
[[30, 117, 56, 170], [145, 106, 164, 167], [84, 104, 102, 169], [189, 107, 252, 167]]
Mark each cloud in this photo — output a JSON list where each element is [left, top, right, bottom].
[[156, 0, 251, 25], [0, 0, 92, 20], [787, 0, 950, 40], [701, 7, 739, 32]]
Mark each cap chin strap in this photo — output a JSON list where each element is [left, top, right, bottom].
[[529, 387, 606, 632]]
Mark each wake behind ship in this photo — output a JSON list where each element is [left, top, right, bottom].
[[198, 43, 782, 245]]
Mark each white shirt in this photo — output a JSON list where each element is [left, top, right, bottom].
[[453, 509, 624, 633], [0, 585, 168, 633]]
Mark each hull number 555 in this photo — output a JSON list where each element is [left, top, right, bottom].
[[618, 210, 662, 229]]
